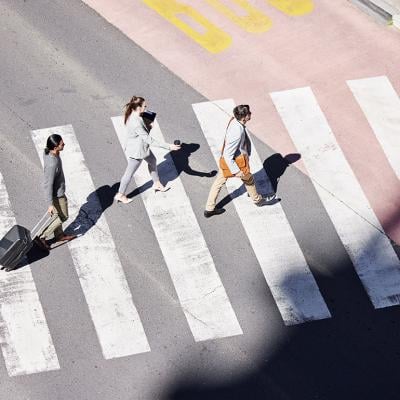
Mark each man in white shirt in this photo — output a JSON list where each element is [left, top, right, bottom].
[[204, 104, 271, 218]]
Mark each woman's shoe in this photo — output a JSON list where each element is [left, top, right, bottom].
[[114, 193, 133, 204], [152, 183, 170, 193]]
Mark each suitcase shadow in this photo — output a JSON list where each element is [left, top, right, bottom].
[[4, 245, 50, 271]]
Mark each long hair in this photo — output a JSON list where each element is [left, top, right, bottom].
[[124, 96, 145, 124], [44, 134, 63, 155]]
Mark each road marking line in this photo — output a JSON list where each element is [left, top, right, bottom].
[[112, 116, 243, 341], [271, 86, 400, 308], [31, 125, 150, 358], [347, 76, 400, 180], [0, 172, 60, 376], [192, 99, 331, 325]]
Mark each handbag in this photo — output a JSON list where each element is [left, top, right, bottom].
[[219, 119, 251, 178]]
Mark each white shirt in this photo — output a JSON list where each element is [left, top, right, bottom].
[[222, 118, 251, 174]]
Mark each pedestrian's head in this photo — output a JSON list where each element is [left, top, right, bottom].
[[233, 104, 251, 124], [44, 134, 64, 155], [124, 96, 146, 124]]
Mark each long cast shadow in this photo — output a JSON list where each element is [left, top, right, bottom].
[[264, 153, 301, 193], [127, 143, 216, 197], [62, 183, 118, 237]]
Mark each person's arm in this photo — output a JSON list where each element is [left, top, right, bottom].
[[43, 159, 56, 214], [223, 123, 242, 175], [136, 124, 179, 151]]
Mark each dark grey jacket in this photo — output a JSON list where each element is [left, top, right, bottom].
[[43, 151, 65, 203]]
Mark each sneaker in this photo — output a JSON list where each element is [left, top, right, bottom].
[[204, 208, 225, 218], [265, 193, 276, 201]]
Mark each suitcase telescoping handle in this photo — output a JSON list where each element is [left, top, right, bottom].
[[30, 212, 57, 239]]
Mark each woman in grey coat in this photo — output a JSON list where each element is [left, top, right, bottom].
[[114, 96, 181, 204]]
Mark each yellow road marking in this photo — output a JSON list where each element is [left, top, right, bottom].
[[206, 0, 272, 33], [267, 0, 314, 16], [142, 0, 232, 53]]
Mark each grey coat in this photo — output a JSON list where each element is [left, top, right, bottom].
[[124, 113, 170, 159]]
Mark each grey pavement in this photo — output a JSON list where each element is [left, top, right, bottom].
[[1, 1, 400, 399]]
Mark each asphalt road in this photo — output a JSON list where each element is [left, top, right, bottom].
[[1, 1, 400, 399]]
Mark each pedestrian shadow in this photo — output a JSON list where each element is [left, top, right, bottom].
[[215, 153, 301, 209], [127, 143, 216, 197], [63, 183, 119, 237], [264, 153, 301, 193], [7, 240, 51, 271]]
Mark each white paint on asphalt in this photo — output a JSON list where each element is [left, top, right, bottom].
[[0, 172, 60, 376], [347, 76, 400, 180], [111, 116, 243, 341], [192, 99, 331, 325], [271, 86, 400, 308], [30, 125, 150, 358]]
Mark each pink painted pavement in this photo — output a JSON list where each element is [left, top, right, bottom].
[[82, 0, 400, 242]]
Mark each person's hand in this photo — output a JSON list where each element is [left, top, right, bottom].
[[169, 143, 181, 151], [235, 171, 245, 178], [47, 205, 56, 216]]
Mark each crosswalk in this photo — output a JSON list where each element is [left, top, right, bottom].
[[0, 75, 399, 377], [0, 172, 60, 376], [270, 86, 400, 308]]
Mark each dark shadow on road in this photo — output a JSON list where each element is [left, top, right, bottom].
[[128, 142, 216, 197], [63, 183, 118, 237], [263, 153, 301, 193], [163, 247, 400, 400]]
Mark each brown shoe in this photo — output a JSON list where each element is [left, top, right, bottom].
[[55, 234, 77, 243], [34, 237, 50, 251]]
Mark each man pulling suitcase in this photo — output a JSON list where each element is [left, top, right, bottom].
[[34, 133, 76, 251], [0, 134, 77, 271]]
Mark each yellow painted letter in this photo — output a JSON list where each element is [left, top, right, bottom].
[[142, 0, 232, 53], [267, 0, 314, 16], [206, 0, 272, 33]]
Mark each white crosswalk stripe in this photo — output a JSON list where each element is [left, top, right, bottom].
[[192, 99, 331, 325], [111, 116, 243, 341], [30, 125, 150, 359], [347, 76, 400, 180], [0, 172, 60, 376], [270, 86, 400, 309]]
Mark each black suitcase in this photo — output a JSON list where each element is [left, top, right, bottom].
[[0, 213, 54, 271], [0, 225, 33, 270]]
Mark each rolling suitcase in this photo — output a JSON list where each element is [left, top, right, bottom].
[[0, 212, 54, 272]]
